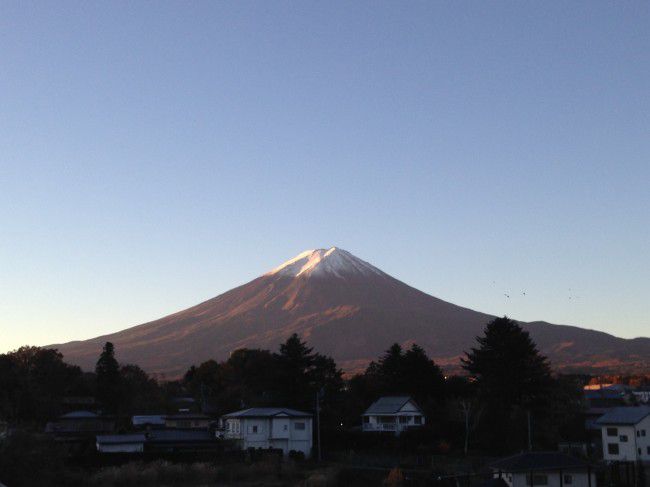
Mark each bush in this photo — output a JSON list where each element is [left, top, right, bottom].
[[0, 431, 82, 487], [289, 449, 306, 461]]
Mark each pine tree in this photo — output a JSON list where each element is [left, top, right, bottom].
[[462, 316, 551, 408], [462, 316, 552, 451], [95, 342, 121, 412]]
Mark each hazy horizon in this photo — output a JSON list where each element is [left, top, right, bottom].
[[2, 2, 649, 352]]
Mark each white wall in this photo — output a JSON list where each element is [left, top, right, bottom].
[[227, 416, 313, 458], [601, 420, 650, 462], [495, 471, 596, 487]]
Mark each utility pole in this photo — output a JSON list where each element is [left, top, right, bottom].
[[315, 390, 322, 462], [527, 410, 532, 451]]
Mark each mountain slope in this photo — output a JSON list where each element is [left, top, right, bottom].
[[52, 247, 650, 378]]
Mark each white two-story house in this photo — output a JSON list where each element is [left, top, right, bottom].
[[362, 396, 425, 435], [597, 406, 650, 464], [220, 407, 312, 457]]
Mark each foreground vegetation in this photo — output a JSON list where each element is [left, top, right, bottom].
[[0, 316, 624, 486]]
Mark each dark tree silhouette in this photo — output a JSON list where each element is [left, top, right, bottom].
[[462, 316, 552, 407], [0, 347, 83, 421], [462, 316, 553, 451], [95, 342, 121, 413], [364, 343, 445, 405]]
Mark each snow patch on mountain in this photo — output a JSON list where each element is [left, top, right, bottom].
[[266, 247, 385, 278]]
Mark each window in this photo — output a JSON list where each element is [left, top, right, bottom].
[[639, 448, 642, 455], [607, 427, 618, 437], [294, 422, 306, 430], [248, 425, 258, 434], [283, 425, 288, 431], [525, 474, 548, 485], [363, 416, 369, 423], [642, 430, 647, 437], [563, 474, 573, 484], [608, 443, 619, 455], [413, 416, 422, 425], [647, 446, 650, 455], [399, 416, 410, 424], [620, 435, 628, 442]]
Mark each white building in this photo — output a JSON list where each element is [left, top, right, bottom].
[[490, 452, 596, 487], [220, 407, 312, 457], [597, 406, 650, 463], [362, 396, 425, 435]]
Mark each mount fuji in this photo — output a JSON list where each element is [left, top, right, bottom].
[[52, 247, 650, 378]]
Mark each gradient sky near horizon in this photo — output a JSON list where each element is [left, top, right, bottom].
[[1, 2, 649, 353]]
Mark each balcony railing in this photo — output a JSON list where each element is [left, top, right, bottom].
[[362, 423, 397, 432]]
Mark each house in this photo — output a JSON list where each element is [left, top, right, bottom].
[[220, 407, 312, 457], [596, 406, 650, 463], [490, 451, 596, 487], [96, 434, 146, 453], [362, 396, 425, 435], [164, 412, 212, 429], [132, 415, 166, 429], [146, 429, 222, 453], [632, 388, 650, 405], [96, 429, 222, 453], [45, 411, 116, 441], [583, 388, 627, 433]]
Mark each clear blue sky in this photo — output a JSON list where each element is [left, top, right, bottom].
[[1, 2, 649, 353]]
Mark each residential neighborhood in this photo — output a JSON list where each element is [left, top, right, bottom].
[[2, 328, 649, 486]]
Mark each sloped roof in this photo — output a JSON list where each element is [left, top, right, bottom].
[[596, 406, 650, 425], [165, 413, 211, 420], [222, 407, 311, 419], [61, 410, 98, 419], [96, 434, 146, 445], [132, 415, 166, 426], [148, 429, 214, 442], [96, 430, 215, 445], [363, 396, 421, 415], [490, 452, 590, 472]]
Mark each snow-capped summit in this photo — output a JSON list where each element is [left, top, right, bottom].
[[266, 247, 384, 278]]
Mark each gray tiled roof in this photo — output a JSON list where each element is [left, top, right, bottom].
[[132, 415, 166, 426], [596, 406, 650, 425], [363, 396, 420, 415], [96, 434, 146, 444], [61, 410, 98, 419], [222, 407, 312, 418], [96, 430, 215, 445], [164, 413, 211, 420], [490, 452, 591, 472]]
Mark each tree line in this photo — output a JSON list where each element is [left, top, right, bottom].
[[0, 316, 586, 453]]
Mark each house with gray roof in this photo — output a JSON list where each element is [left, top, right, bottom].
[[219, 407, 312, 457], [362, 396, 424, 435], [597, 406, 650, 463], [489, 452, 596, 487], [96, 429, 221, 453]]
